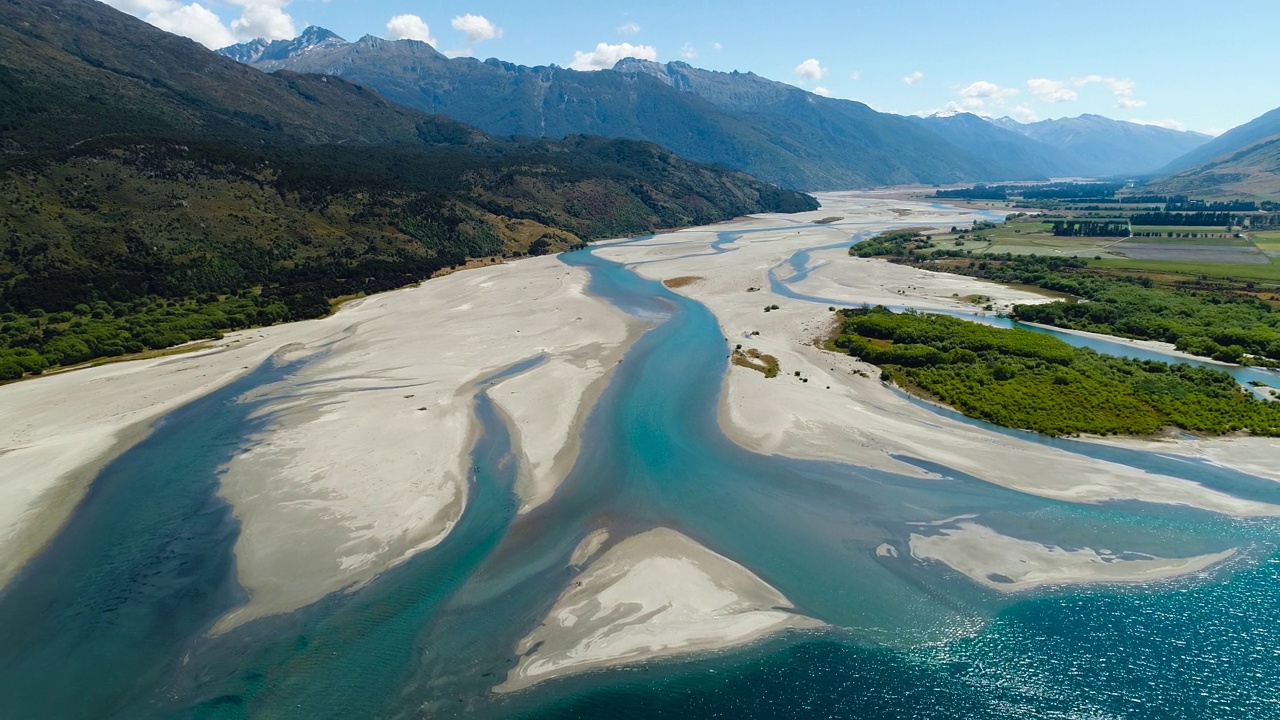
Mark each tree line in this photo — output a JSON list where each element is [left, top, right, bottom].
[[833, 307, 1280, 437]]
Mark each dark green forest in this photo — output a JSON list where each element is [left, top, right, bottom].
[[0, 0, 815, 379], [916, 255, 1280, 366], [851, 227, 1280, 368], [833, 307, 1280, 437]]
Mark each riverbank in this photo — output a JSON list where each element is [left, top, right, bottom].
[[596, 193, 1280, 518], [0, 255, 643, 633]]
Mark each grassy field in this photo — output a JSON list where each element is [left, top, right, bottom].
[[1121, 235, 1254, 246], [933, 218, 1125, 258], [1129, 225, 1237, 235], [1090, 258, 1280, 284], [1250, 230, 1280, 256]]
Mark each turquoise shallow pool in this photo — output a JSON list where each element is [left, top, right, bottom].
[[0, 233, 1276, 720]]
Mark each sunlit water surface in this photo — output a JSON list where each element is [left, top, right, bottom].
[[0, 219, 1276, 720]]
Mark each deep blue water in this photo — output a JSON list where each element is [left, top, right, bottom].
[[0, 212, 1276, 719]]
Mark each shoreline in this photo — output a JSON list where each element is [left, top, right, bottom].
[[497, 527, 822, 693], [1017, 320, 1250, 368], [0, 253, 641, 633], [598, 194, 1280, 519], [909, 521, 1237, 592]]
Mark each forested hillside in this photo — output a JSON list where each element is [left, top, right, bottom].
[[0, 0, 814, 378]]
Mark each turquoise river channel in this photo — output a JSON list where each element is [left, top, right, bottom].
[[1, 219, 1278, 719]]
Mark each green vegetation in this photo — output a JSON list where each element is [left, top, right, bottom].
[[851, 231, 934, 257], [908, 255, 1280, 366], [1050, 220, 1129, 237], [0, 0, 816, 380], [1089, 258, 1280, 283], [832, 307, 1280, 437], [0, 296, 279, 380], [732, 347, 780, 378]]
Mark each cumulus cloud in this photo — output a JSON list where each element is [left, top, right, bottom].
[[1074, 75, 1146, 109], [959, 80, 1018, 101], [102, 0, 303, 48], [850, 70, 862, 81], [813, 86, 832, 97], [451, 14, 500, 43], [227, 0, 293, 41], [569, 42, 657, 70], [793, 58, 827, 82], [1026, 78, 1078, 103], [680, 43, 697, 60], [1007, 105, 1039, 122], [386, 14, 436, 45], [1129, 118, 1187, 132], [951, 80, 1019, 112], [617, 21, 640, 35], [146, 2, 235, 47], [711, 41, 723, 51], [902, 70, 924, 86]]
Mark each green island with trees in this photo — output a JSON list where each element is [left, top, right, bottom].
[[851, 230, 1280, 368], [832, 306, 1280, 437]]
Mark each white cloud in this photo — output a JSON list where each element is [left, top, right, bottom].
[[617, 21, 640, 35], [386, 14, 436, 45], [1026, 78, 1078, 103], [813, 86, 832, 97], [793, 58, 827, 82], [902, 70, 924, 86], [227, 0, 293, 41], [103, 0, 300, 48], [1130, 118, 1187, 132], [451, 14, 500, 43], [680, 43, 697, 60], [569, 42, 657, 71], [850, 70, 862, 81], [1205, 127, 1226, 137], [959, 80, 1018, 101], [148, 2, 235, 47], [951, 80, 1018, 113], [105, 0, 183, 13], [1074, 75, 1145, 109], [1007, 105, 1039, 122], [711, 41, 723, 51]]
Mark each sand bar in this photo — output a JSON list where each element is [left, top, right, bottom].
[[0, 255, 640, 633], [498, 527, 820, 693], [909, 521, 1236, 591], [596, 193, 1280, 517]]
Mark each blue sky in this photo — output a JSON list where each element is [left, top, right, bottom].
[[105, 0, 1280, 135]]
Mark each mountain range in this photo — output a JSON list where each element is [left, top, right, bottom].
[[994, 114, 1213, 177], [218, 29, 1211, 190], [0, 0, 811, 325]]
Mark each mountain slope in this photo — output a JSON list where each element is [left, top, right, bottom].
[[1161, 106, 1280, 175], [613, 59, 1031, 186], [217, 34, 1037, 190], [998, 114, 1211, 176], [1147, 135, 1280, 199], [907, 112, 1077, 179], [0, 0, 814, 374]]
